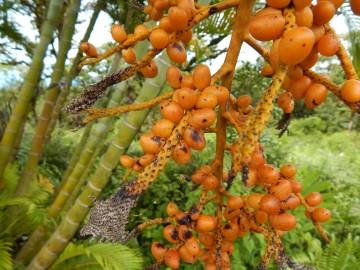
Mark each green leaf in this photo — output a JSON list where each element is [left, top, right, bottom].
[[51, 243, 143, 270], [0, 240, 13, 270]]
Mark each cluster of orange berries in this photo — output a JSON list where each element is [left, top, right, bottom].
[[80, 0, 198, 80], [147, 156, 331, 269], [249, 0, 360, 114], [150, 199, 230, 269], [119, 63, 232, 169], [76, 1, 356, 268]]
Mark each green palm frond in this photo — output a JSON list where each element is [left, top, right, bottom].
[[51, 243, 143, 270], [194, 8, 234, 37], [0, 240, 13, 270], [316, 238, 360, 270]]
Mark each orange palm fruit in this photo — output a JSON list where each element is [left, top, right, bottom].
[[277, 92, 294, 113], [340, 79, 360, 103], [227, 196, 243, 209], [193, 64, 211, 90], [159, 16, 175, 33], [122, 48, 136, 64], [164, 249, 181, 269], [269, 213, 297, 231], [163, 224, 179, 243], [266, 0, 291, 8], [152, 118, 174, 138], [167, 42, 187, 64], [312, 1, 336, 26], [167, 202, 180, 216], [180, 74, 195, 89], [183, 126, 206, 150], [295, 6, 313, 27], [236, 95, 252, 109], [279, 27, 315, 66], [184, 237, 200, 256], [180, 29, 192, 44], [351, 0, 360, 14], [80, 42, 97, 57], [172, 140, 191, 164], [150, 29, 170, 49], [139, 133, 164, 154], [304, 83, 328, 109], [189, 108, 217, 129], [119, 155, 135, 168], [111, 24, 127, 43], [179, 245, 197, 264], [259, 164, 280, 185], [280, 163, 297, 178], [203, 85, 229, 105], [173, 88, 198, 109], [202, 175, 219, 190], [222, 222, 239, 241], [196, 92, 218, 109], [249, 8, 285, 41], [140, 60, 158, 78], [168, 6, 188, 31], [167, 65, 182, 89], [317, 34, 340, 56], [270, 180, 293, 200], [160, 100, 184, 123], [138, 154, 154, 167], [289, 75, 312, 100], [293, 0, 312, 9], [151, 242, 167, 261], [312, 208, 331, 222], [196, 215, 217, 232]]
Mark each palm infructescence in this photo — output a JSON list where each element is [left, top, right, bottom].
[[0, 0, 360, 270]]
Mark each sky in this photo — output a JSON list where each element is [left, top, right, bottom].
[[1, 2, 351, 87]]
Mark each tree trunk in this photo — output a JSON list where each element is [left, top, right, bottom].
[[16, 0, 82, 196], [0, 0, 64, 182], [45, 0, 104, 139], [26, 54, 169, 270]]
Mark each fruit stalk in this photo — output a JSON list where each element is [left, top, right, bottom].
[[324, 25, 359, 80], [83, 92, 173, 124], [211, 0, 255, 268]]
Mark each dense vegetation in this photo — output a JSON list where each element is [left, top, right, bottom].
[[0, 0, 359, 270]]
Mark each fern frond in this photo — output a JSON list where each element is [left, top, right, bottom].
[[0, 196, 51, 237], [316, 238, 360, 270], [88, 243, 143, 270], [51, 242, 143, 270], [0, 240, 13, 270], [1, 163, 20, 196]]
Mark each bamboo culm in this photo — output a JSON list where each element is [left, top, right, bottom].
[[16, 0, 82, 196], [0, 0, 65, 181]]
